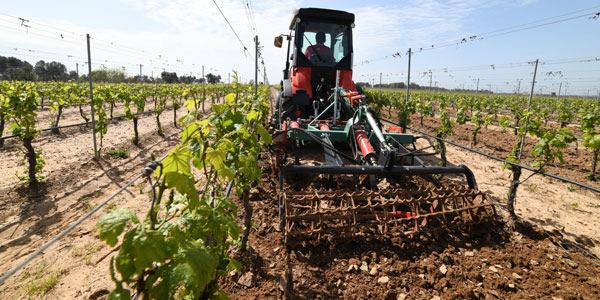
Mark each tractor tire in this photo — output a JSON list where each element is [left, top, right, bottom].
[[275, 93, 295, 126]]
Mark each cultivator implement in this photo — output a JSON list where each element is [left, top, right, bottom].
[[270, 7, 497, 245], [280, 184, 496, 243]]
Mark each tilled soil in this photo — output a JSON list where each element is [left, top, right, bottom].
[[222, 166, 600, 300]]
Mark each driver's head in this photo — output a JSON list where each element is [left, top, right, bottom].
[[316, 32, 326, 44]]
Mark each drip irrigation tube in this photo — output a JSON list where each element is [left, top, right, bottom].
[[379, 117, 600, 194]]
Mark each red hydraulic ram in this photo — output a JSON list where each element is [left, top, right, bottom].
[[354, 129, 376, 161]]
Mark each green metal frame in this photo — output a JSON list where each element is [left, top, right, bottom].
[[284, 93, 415, 146]]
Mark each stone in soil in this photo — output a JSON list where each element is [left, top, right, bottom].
[[377, 276, 389, 284], [238, 272, 254, 287]]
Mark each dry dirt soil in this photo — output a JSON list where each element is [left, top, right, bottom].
[[0, 101, 599, 299], [0, 103, 187, 299]]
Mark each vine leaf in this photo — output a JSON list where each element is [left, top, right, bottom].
[[164, 172, 199, 209], [96, 208, 139, 247], [161, 147, 192, 176], [116, 230, 170, 281]]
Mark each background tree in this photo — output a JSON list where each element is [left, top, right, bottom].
[[0, 56, 34, 81], [34, 60, 68, 81], [205, 73, 221, 84], [179, 75, 197, 84], [161, 71, 179, 83]]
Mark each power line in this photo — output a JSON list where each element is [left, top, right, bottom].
[[212, 0, 249, 56], [358, 5, 600, 65]]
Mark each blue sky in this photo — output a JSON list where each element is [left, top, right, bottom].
[[0, 0, 599, 95]]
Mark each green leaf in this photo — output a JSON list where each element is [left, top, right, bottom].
[[205, 148, 235, 180], [226, 258, 241, 272], [161, 147, 192, 176], [115, 229, 170, 281], [256, 124, 272, 144], [224, 93, 236, 104], [97, 208, 139, 247], [245, 110, 260, 122], [164, 172, 199, 209], [108, 286, 131, 300]]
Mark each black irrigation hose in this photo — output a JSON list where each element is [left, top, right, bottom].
[[0, 107, 176, 142], [379, 117, 600, 194]]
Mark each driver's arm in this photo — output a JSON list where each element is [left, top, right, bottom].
[[304, 46, 314, 58]]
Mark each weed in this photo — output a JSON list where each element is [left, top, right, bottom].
[[108, 148, 129, 159], [21, 262, 60, 298], [524, 183, 538, 193], [105, 201, 117, 211]]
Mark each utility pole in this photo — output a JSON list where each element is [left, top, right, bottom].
[[428, 70, 432, 91], [254, 35, 259, 96], [516, 79, 522, 94], [518, 59, 539, 160], [201, 65, 205, 112], [86, 34, 98, 158], [403, 48, 412, 130], [557, 82, 562, 100], [263, 64, 267, 85], [379, 72, 382, 90], [76, 63, 79, 84], [476, 78, 479, 93]]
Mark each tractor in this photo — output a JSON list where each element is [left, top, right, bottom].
[[270, 8, 495, 244]]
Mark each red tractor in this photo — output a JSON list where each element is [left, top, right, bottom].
[[273, 8, 359, 122]]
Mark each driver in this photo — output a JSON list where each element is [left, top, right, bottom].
[[304, 31, 333, 63]]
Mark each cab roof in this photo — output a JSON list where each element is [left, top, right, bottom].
[[289, 8, 355, 29]]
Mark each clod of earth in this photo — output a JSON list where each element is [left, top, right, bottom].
[[439, 264, 448, 275], [377, 276, 389, 284]]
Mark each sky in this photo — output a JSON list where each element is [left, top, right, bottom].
[[0, 0, 599, 96]]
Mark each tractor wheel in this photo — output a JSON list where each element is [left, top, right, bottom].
[[275, 93, 295, 127]]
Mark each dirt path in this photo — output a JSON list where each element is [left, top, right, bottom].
[[0, 103, 194, 298]]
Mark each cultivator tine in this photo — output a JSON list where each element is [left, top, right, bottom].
[[281, 185, 496, 245]]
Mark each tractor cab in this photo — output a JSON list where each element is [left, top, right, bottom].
[[274, 8, 358, 121]]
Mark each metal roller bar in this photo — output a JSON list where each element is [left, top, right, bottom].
[[282, 164, 478, 189]]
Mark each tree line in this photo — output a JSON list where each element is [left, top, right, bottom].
[[356, 81, 493, 94], [0, 55, 222, 84]]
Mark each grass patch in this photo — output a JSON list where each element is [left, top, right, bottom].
[[108, 148, 129, 159], [524, 183, 538, 193], [21, 262, 60, 298], [71, 241, 104, 266]]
